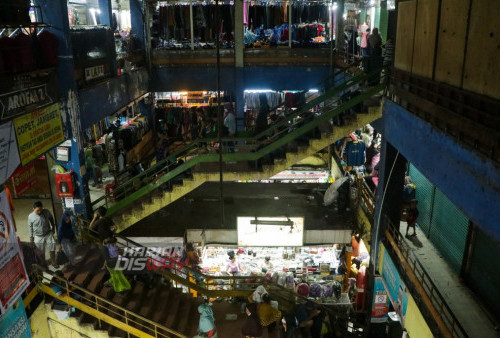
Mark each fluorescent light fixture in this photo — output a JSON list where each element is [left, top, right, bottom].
[[250, 217, 294, 226], [308, 89, 319, 93], [244, 89, 274, 93], [274, 196, 280, 200]]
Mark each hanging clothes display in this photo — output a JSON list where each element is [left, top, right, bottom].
[[345, 140, 366, 167], [156, 3, 235, 49]]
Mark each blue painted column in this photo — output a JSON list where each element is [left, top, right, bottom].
[[36, 0, 92, 218], [130, 0, 145, 50], [99, 0, 112, 26], [370, 138, 406, 272]]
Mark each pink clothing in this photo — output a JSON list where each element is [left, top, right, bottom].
[[360, 33, 369, 48], [371, 152, 380, 169]]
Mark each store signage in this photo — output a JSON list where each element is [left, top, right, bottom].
[[381, 245, 409, 321], [0, 121, 21, 185], [0, 297, 31, 337], [13, 103, 65, 166], [0, 190, 30, 315], [371, 276, 390, 323], [0, 72, 57, 120], [84, 65, 105, 81], [270, 170, 330, 182], [10, 163, 36, 197]]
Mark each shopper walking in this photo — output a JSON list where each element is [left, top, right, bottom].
[[197, 299, 217, 338], [57, 210, 78, 266], [28, 201, 59, 268]]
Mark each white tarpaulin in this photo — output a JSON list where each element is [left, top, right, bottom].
[[323, 177, 349, 206], [0, 122, 20, 185]]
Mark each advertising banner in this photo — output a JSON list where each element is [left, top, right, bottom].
[[0, 121, 21, 185], [382, 246, 409, 324], [0, 297, 31, 338], [0, 190, 30, 315], [371, 276, 390, 322], [10, 162, 36, 197], [13, 103, 64, 166]]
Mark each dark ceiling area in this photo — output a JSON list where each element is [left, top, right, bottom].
[[121, 182, 357, 237]]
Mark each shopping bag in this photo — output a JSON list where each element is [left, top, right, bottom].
[[56, 250, 68, 266]]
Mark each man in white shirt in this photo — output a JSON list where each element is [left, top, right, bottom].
[[28, 201, 58, 268]]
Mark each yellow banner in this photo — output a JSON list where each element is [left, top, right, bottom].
[[14, 103, 64, 166]]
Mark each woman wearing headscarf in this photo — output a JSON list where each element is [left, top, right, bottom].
[[198, 299, 216, 338], [242, 303, 263, 338], [57, 210, 77, 266]]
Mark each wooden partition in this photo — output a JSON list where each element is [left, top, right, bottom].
[[462, 0, 500, 99], [411, 0, 439, 78], [394, 1, 417, 72], [394, 0, 500, 100], [434, 0, 470, 87]]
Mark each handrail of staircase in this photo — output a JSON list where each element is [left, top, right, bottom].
[[358, 178, 376, 219], [171, 65, 356, 146], [383, 216, 468, 338], [97, 69, 386, 217], [76, 217, 351, 315], [35, 267, 188, 338], [90, 65, 359, 210]]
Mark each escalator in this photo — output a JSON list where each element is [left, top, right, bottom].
[[92, 68, 387, 233]]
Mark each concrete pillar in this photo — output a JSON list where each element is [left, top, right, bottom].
[[370, 139, 406, 270], [234, 0, 244, 67], [335, 0, 344, 52], [130, 0, 146, 50], [234, 69, 245, 131], [36, 0, 91, 218]]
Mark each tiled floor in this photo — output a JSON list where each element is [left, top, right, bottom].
[[402, 222, 499, 338]]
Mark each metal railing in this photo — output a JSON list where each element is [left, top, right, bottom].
[[77, 216, 348, 311], [358, 177, 376, 219], [91, 67, 387, 217], [36, 268, 187, 338], [383, 216, 468, 338]]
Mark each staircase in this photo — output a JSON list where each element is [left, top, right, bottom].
[[91, 69, 386, 233], [41, 243, 255, 338]]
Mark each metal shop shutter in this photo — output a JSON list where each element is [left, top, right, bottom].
[[408, 164, 433, 236], [429, 189, 469, 274], [467, 229, 500, 316]]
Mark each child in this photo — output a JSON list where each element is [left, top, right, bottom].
[[406, 199, 419, 237]]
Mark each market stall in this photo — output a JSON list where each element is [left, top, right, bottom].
[[187, 216, 357, 305]]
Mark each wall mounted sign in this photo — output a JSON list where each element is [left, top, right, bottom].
[[0, 71, 57, 120], [13, 103, 65, 166], [84, 64, 105, 81], [0, 190, 30, 315], [0, 121, 21, 185], [56, 146, 70, 161], [10, 162, 36, 197]]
